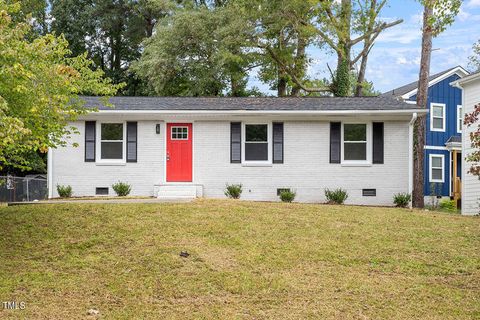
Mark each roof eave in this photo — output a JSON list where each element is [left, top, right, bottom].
[[401, 66, 469, 99], [84, 109, 428, 115], [451, 71, 480, 88]]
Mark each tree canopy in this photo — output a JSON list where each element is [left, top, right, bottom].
[[0, 1, 121, 170]]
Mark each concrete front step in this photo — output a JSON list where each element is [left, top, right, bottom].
[[154, 184, 203, 199]]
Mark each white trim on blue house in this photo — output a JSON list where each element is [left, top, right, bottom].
[[429, 154, 445, 183], [429, 102, 446, 132], [424, 145, 448, 150], [401, 66, 469, 99]]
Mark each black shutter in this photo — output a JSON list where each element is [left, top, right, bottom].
[[127, 122, 137, 162], [273, 122, 284, 163], [85, 121, 96, 162], [373, 122, 384, 164], [231, 122, 241, 163], [330, 122, 341, 163]]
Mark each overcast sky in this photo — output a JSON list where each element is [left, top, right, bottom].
[[248, 0, 480, 95]]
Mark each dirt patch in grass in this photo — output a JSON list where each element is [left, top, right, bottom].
[[0, 199, 479, 319]]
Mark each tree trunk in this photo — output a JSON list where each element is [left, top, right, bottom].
[[334, 0, 352, 97], [145, 17, 154, 37], [278, 75, 288, 97], [291, 35, 307, 97], [355, 51, 368, 96], [413, 3, 433, 208]]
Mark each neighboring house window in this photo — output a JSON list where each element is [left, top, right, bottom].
[[457, 105, 462, 133], [429, 154, 444, 183], [342, 123, 371, 163], [430, 103, 446, 132], [100, 123, 124, 160], [243, 123, 271, 163]]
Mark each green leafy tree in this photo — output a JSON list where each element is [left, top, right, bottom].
[[50, 0, 174, 95], [313, 0, 402, 96], [242, 0, 320, 97], [133, 3, 259, 96], [6, 0, 48, 35], [0, 1, 121, 170], [242, 0, 401, 97], [468, 40, 480, 72]]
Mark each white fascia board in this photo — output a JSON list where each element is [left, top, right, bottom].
[[401, 66, 470, 99], [451, 71, 480, 88], [81, 109, 428, 117]]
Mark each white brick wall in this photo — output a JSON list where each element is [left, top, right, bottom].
[[462, 81, 480, 215], [51, 119, 410, 205], [51, 120, 164, 197]]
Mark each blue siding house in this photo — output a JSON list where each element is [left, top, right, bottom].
[[383, 66, 469, 201]]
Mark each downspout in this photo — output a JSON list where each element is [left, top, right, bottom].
[[408, 112, 418, 208], [47, 147, 53, 199]]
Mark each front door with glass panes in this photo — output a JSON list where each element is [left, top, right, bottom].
[[166, 123, 192, 182]]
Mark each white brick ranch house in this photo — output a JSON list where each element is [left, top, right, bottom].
[[48, 96, 426, 205]]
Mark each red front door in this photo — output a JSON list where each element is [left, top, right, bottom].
[[166, 123, 193, 182]]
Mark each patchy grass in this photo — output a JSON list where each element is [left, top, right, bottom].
[[0, 199, 479, 319]]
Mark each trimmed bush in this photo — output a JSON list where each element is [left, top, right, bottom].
[[112, 181, 132, 196], [57, 184, 72, 198], [225, 183, 242, 199], [279, 190, 296, 203], [325, 188, 348, 204], [393, 193, 411, 208], [439, 199, 457, 212]]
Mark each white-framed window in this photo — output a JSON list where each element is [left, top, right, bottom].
[[242, 123, 272, 164], [429, 154, 445, 183], [341, 123, 372, 164], [171, 126, 189, 140], [97, 122, 126, 161], [430, 103, 446, 132], [457, 105, 462, 133]]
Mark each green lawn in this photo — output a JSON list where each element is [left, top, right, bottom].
[[0, 200, 479, 319]]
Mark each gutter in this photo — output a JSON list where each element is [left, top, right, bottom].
[[80, 109, 428, 116], [408, 112, 418, 208]]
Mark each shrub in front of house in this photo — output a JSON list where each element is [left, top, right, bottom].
[[112, 181, 132, 196], [225, 183, 242, 199], [279, 189, 296, 203], [439, 199, 457, 212], [393, 193, 411, 208], [57, 184, 72, 198], [324, 188, 348, 204]]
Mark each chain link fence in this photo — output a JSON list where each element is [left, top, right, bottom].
[[0, 175, 48, 202]]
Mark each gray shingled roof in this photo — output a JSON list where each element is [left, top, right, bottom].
[[381, 66, 462, 98], [446, 136, 461, 144], [81, 96, 420, 111]]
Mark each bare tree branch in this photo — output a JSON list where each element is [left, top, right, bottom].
[[350, 19, 403, 47]]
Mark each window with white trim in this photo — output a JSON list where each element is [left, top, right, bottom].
[[342, 123, 370, 162], [429, 154, 444, 183], [100, 123, 124, 160], [430, 103, 445, 132], [243, 123, 271, 162], [457, 105, 462, 133]]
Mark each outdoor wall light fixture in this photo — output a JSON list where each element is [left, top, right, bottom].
[[156, 124, 161, 134]]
